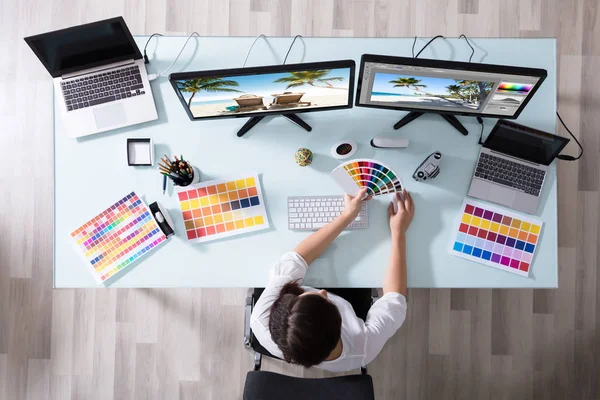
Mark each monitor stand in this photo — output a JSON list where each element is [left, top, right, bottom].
[[393, 111, 468, 136], [236, 114, 313, 137]]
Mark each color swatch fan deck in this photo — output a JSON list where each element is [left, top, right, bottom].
[[177, 174, 269, 243], [69, 192, 167, 284], [331, 159, 403, 196], [449, 199, 543, 277]]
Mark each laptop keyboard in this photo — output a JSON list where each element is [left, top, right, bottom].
[[61, 65, 145, 112], [475, 153, 545, 196]]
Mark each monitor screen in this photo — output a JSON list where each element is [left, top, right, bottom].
[[169, 60, 355, 120], [356, 55, 546, 118], [24, 17, 140, 78]]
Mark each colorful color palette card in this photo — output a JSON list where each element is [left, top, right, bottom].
[[331, 159, 403, 196], [177, 174, 269, 243], [69, 192, 167, 284], [449, 199, 543, 277]]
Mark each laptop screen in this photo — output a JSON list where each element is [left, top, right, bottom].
[[484, 120, 570, 165], [24, 17, 141, 78]]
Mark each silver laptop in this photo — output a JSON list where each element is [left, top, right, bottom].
[[468, 120, 569, 214], [25, 17, 157, 138]]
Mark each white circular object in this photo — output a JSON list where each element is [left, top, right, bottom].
[[331, 141, 357, 159]]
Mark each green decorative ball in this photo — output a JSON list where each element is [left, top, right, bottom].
[[295, 148, 313, 167]]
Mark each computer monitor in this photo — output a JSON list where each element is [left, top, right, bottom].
[[356, 54, 547, 135], [169, 60, 355, 137]]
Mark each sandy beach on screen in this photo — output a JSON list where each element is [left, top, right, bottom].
[[190, 92, 349, 118], [370, 94, 479, 110]]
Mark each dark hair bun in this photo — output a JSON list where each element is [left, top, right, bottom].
[[268, 282, 342, 368]]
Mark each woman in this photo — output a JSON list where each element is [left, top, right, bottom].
[[250, 187, 414, 372]]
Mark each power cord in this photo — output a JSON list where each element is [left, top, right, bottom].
[[556, 112, 584, 161], [243, 34, 304, 66], [143, 33, 163, 64], [283, 35, 303, 64], [413, 34, 475, 61], [242, 34, 267, 67], [477, 117, 484, 145], [459, 34, 474, 62], [147, 32, 199, 81], [413, 35, 446, 58]]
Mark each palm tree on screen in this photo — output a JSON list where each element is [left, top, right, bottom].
[[389, 77, 428, 92], [273, 70, 346, 90], [177, 78, 242, 107]]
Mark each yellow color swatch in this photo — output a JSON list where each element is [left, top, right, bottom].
[[471, 216, 482, 227], [189, 199, 200, 209], [245, 217, 255, 227], [209, 195, 219, 205], [511, 219, 521, 229], [226, 181, 237, 191], [204, 216, 215, 226], [246, 177, 256, 187], [235, 179, 246, 189], [480, 219, 491, 230], [499, 225, 509, 235], [214, 214, 224, 224], [530, 224, 541, 235], [235, 220, 245, 229], [520, 221, 531, 232], [223, 212, 233, 222], [218, 194, 229, 203], [254, 216, 264, 225], [490, 222, 500, 233], [461, 214, 472, 224], [180, 201, 191, 211], [200, 197, 210, 207]]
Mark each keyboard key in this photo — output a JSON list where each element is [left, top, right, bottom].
[[89, 96, 116, 106]]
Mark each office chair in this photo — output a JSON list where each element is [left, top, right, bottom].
[[242, 287, 377, 400]]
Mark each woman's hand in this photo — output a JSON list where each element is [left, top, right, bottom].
[[341, 188, 369, 221], [388, 189, 414, 239]]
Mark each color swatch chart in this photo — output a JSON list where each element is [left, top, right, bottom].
[[177, 175, 269, 243], [69, 192, 167, 283], [449, 199, 543, 277], [331, 159, 402, 197]]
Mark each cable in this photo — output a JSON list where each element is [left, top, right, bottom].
[[411, 36, 417, 58], [556, 112, 584, 161], [148, 32, 199, 81], [242, 34, 267, 67], [477, 117, 484, 145], [143, 33, 163, 64], [413, 34, 475, 62], [414, 35, 446, 58], [283, 35, 303, 64], [459, 34, 474, 62]]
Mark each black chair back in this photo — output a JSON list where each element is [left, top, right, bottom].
[[242, 371, 375, 400]]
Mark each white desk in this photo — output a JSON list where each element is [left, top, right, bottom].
[[53, 37, 557, 288]]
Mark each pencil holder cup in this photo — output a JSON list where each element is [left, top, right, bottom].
[[178, 166, 201, 187]]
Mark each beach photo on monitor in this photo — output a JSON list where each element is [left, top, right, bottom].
[[370, 72, 495, 111], [175, 68, 351, 118]]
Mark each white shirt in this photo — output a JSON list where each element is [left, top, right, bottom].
[[250, 252, 407, 372]]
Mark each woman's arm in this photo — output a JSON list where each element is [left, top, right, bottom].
[[383, 190, 414, 296], [294, 188, 368, 265]]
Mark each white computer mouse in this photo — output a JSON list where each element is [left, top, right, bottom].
[[370, 136, 410, 148]]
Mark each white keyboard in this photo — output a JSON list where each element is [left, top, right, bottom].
[[287, 196, 368, 231]]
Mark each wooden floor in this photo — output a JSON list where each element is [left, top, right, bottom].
[[1, 0, 598, 399]]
